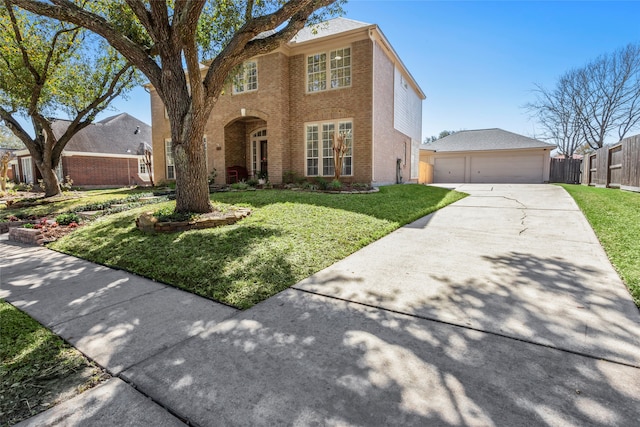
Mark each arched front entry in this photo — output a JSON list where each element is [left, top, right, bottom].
[[223, 117, 266, 183]]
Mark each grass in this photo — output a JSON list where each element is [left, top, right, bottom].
[[0, 187, 151, 219], [0, 301, 107, 425], [560, 184, 640, 307], [51, 185, 466, 309]]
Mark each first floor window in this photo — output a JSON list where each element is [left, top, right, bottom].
[[139, 157, 148, 174], [55, 162, 64, 181], [306, 125, 319, 176], [305, 120, 352, 177], [20, 157, 33, 184], [165, 140, 175, 180]]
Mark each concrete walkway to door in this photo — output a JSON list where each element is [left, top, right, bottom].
[[3, 184, 640, 426]]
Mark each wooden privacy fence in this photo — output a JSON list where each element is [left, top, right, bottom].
[[583, 134, 640, 191], [549, 158, 582, 184]]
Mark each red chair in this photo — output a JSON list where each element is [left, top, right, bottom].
[[226, 168, 239, 184], [226, 166, 248, 184]]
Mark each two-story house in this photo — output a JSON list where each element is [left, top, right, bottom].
[[148, 18, 425, 186]]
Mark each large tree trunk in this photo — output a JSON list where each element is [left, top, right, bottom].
[[34, 159, 61, 197], [173, 136, 211, 213]]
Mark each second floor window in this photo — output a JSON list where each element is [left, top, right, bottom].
[[307, 47, 351, 92], [233, 61, 258, 94]]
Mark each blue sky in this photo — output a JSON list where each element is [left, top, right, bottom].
[[102, 0, 640, 143]]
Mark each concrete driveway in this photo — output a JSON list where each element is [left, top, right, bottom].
[[4, 184, 640, 426]]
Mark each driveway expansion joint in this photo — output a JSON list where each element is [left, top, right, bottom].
[[291, 287, 640, 370]]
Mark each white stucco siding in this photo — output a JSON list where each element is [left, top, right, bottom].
[[393, 68, 422, 142]]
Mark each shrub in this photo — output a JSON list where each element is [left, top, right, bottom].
[[22, 223, 34, 228], [14, 182, 33, 192], [246, 178, 259, 187], [208, 169, 217, 185], [282, 170, 301, 184], [330, 179, 343, 190], [56, 213, 81, 225], [351, 183, 372, 190], [61, 176, 74, 191], [230, 181, 250, 190], [315, 177, 329, 190], [153, 206, 199, 223]]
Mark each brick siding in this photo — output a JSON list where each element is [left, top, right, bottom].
[[149, 32, 397, 186], [63, 156, 140, 187]]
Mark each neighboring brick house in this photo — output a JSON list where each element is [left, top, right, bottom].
[[14, 113, 152, 188], [148, 17, 425, 186]]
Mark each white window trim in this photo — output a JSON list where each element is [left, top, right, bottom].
[[233, 61, 258, 94], [305, 119, 353, 177], [138, 157, 148, 174], [21, 157, 33, 184], [165, 139, 175, 180], [306, 46, 352, 93]]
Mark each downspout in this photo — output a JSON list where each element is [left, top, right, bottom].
[[369, 28, 376, 184]]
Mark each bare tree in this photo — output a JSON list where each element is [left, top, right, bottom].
[[12, 0, 344, 213], [576, 44, 640, 148], [528, 74, 585, 158], [530, 44, 640, 152]]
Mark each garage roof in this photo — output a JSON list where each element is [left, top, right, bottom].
[[421, 128, 554, 152]]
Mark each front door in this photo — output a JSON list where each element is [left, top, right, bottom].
[[251, 129, 267, 178]]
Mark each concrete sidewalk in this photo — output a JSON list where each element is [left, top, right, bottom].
[[2, 184, 640, 426]]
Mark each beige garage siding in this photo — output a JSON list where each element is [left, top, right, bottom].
[[434, 157, 466, 183], [429, 150, 550, 184], [470, 153, 545, 183]]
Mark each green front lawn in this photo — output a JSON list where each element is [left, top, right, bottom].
[[0, 301, 106, 425], [51, 185, 466, 309], [560, 184, 640, 307], [1, 187, 151, 219]]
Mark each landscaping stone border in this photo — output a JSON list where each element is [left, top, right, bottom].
[[0, 221, 30, 234], [9, 227, 44, 245], [136, 208, 251, 234]]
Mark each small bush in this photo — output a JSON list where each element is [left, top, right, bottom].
[[315, 177, 329, 190], [330, 179, 343, 190], [208, 169, 217, 185], [153, 206, 199, 223], [282, 170, 301, 184], [246, 178, 259, 187], [22, 223, 34, 228], [230, 181, 250, 190], [14, 182, 33, 192], [351, 183, 371, 190], [56, 213, 81, 225], [61, 176, 74, 191]]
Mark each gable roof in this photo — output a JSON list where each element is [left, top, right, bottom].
[[291, 17, 371, 43], [421, 129, 554, 152], [52, 113, 151, 155]]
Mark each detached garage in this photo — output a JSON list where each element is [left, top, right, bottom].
[[419, 129, 554, 184]]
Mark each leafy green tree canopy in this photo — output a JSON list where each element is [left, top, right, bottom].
[[1, 1, 139, 196], [11, 0, 345, 212]]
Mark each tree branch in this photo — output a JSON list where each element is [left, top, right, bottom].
[[12, 0, 162, 87]]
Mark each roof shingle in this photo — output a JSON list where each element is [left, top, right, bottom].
[[291, 17, 371, 43], [52, 113, 151, 155], [421, 128, 554, 152]]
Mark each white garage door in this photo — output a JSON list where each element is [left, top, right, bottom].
[[434, 157, 465, 183], [470, 154, 544, 183]]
